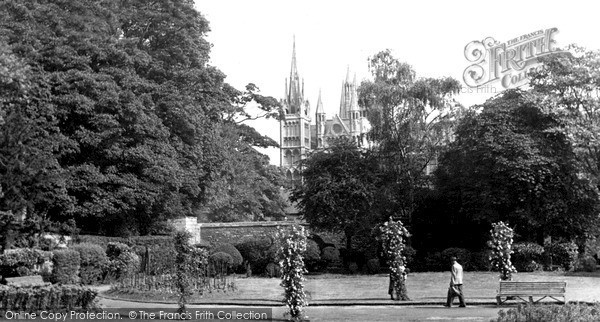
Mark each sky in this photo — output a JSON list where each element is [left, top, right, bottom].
[[196, 0, 600, 165]]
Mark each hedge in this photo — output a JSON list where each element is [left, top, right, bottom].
[[106, 242, 140, 280], [235, 237, 276, 276], [544, 242, 578, 271], [51, 249, 80, 284], [210, 243, 243, 268], [76, 235, 174, 248], [71, 243, 109, 285], [0, 248, 51, 278], [512, 242, 544, 272], [0, 284, 97, 311]]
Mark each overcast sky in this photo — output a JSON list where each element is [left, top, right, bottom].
[[196, 0, 599, 164]]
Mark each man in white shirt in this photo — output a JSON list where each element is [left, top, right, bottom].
[[445, 256, 466, 307]]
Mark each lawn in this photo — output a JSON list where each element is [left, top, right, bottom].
[[104, 271, 600, 304]]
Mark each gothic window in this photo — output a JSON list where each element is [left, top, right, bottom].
[[285, 150, 292, 166]]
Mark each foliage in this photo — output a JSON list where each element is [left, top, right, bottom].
[[304, 239, 322, 272], [106, 242, 139, 280], [208, 252, 232, 276], [544, 241, 579, 271], [530, 46, 600, 193], [366, 258, 381, 274], [321, 247, 340, 263], [235, 236, 276, 276], [440, 248, 471, 270], [0, 0, 283, 235], [378, 217, 410, 300], [0, 284, 98, 311], [0, 248, 50, 278], [488, 222, 517, 280], [494, 303, 600, 322], [51, 249, 81, 284], [276, 225, 308, 322], [173, 231, 208, 312], [358, 50, 462, 223], [210, 243, 243, 269], [436, 89, 600, 243], [71, 243, 108, 285], [512, 242, 544, 272], [291, 137, 381, 251], [575, 255, 597, 272]]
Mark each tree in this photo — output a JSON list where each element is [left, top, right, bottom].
[[291, 137, 381, 250], [530, 45, 600, 191], [435, 90, 599, 243], [358, 50, 462, 222], [0, 0, 284, 234]]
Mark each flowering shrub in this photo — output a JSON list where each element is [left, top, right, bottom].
[[378, 217, 410, 301], [276, 225, 308, 322], [488, 222, 517, 280], [106, 242, 140, 280]]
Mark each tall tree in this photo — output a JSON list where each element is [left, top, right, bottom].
[[358, 50, 462, 222], [435, 90, 599, 243], [530, 45, 600, 192], [291, 138, 381, 250], [0, 0, 282, 235]]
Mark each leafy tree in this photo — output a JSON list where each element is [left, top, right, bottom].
[[530, 45, 600, 191], [291, 137, 381, 250], [0, 0, 284, 234], [435, 90, 599, 243], [358, 50, 462, 222]]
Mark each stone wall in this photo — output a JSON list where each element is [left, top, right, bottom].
[[171, 217, 345, 248]]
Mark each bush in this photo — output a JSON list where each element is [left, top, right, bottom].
[[138, 245, 176, 275], [441, 248, 471, 270], [106, 242, 140, 280], [321, 246, 340, 263], [0, 248, 50, 278], [0, 284, 98, 311], [210, 243, 243, 269], [366, 258, 381, 274], [235, 237, 275, 276], [347, 262, 359, 274], [494, 303, 600, 322], [209, 252, 233, 276], [544, 242, 578, 271], [71, 243, 109, 285], [304, 240, 322, 272], [470, 250, 492, 271], [575, 255, 598, 272], [265, 262, 280, 277], [403, 246, 416, 265], [51, 249, 81, 284], [512, 242, 544, 272]]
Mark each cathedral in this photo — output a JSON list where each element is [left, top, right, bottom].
[[279, 40, 371, 183]]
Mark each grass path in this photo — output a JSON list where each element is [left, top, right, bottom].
[[104, 271, 600, 304]]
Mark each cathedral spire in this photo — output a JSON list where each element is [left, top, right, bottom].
[[316, 89, 324, 114], [286, 36, 303, 114]]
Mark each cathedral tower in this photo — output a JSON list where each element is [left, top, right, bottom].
[[280, 38, 311, 184]]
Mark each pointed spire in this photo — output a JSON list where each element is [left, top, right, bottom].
[[286, 36, 302, 114], [345, 65, 351, 83], [316, 89, 324, 114]]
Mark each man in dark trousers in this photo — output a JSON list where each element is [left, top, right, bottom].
[[445, 256, 466, 307]]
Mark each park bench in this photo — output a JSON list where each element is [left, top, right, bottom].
[[496, 281, 566, 305]]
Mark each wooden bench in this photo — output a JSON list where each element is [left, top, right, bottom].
[[496, 281, 566, 305]]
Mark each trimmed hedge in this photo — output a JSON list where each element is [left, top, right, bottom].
[[321, 246, 340, 263], [0, 248, 51, 278], [235, 237, 276, 276], [51, 249, 81, 284], [304, 240, 322, 272], [0, 284, 97, 311], [71, 243, 109, 285], [76, 235, 174, 248], [210, 243, 243, 268]]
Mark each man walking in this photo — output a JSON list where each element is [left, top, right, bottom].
[[445, 256, 466, 307]]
